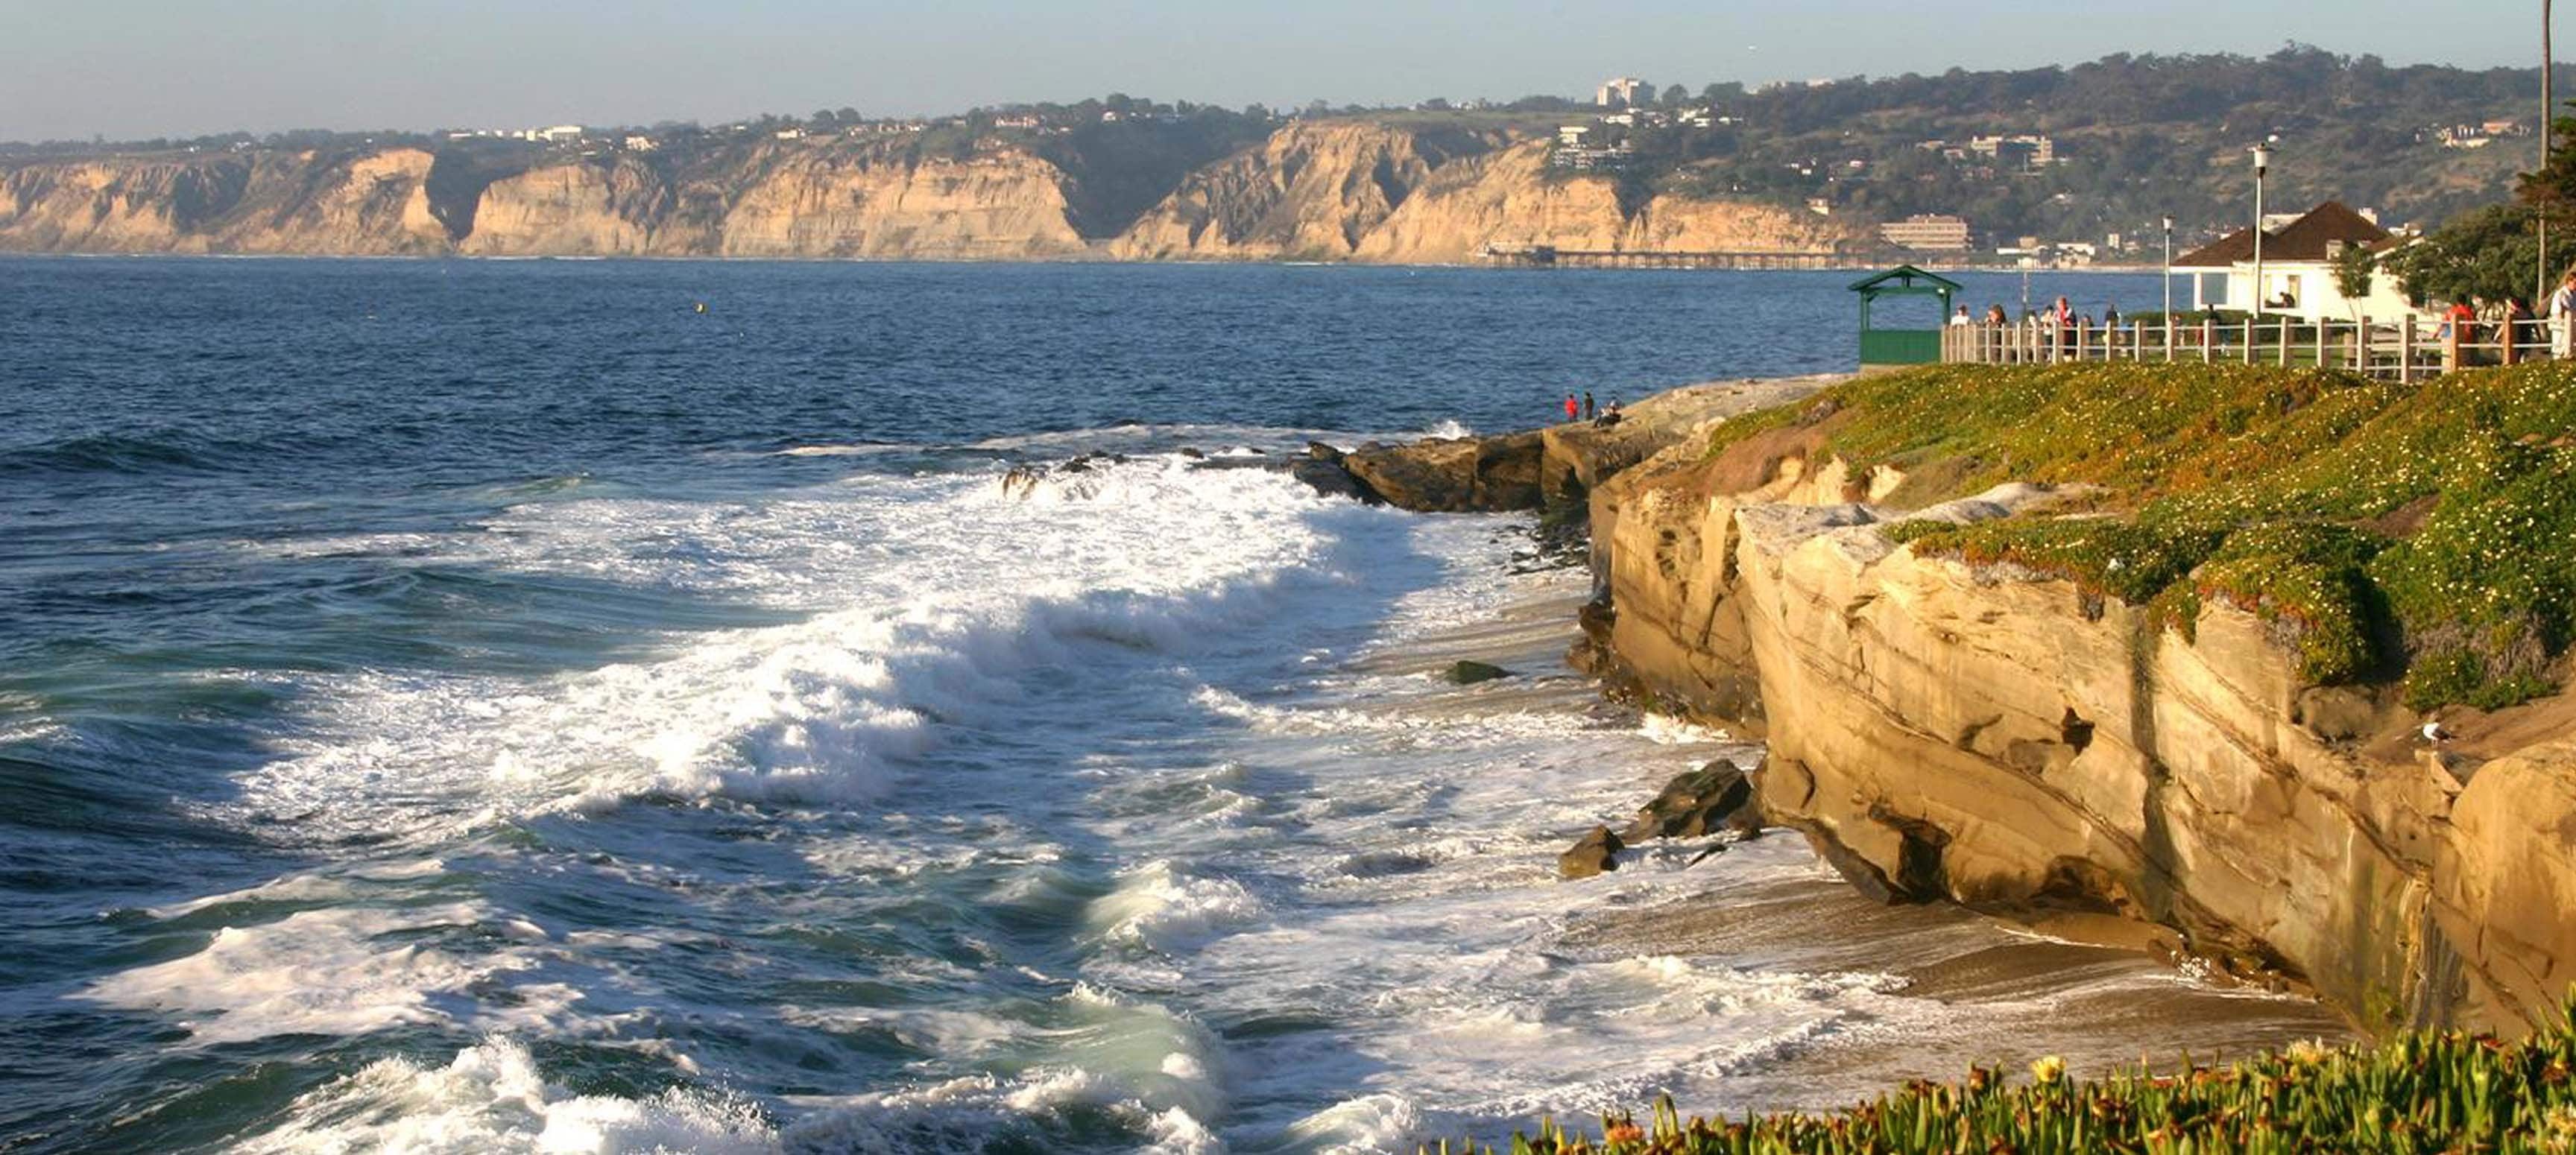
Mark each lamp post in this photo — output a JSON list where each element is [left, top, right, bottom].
[[2162, 215, 2174, 321], [2251, 144, 2271, 316], [2542, 0, 2554, 311]]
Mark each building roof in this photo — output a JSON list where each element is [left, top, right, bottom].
[[2173, 200, 2390, 268]]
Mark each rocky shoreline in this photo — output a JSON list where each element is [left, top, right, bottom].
[[1279, 366, 2576, 1040]]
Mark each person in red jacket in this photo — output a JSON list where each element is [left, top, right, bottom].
[[1564, 393, 1579, 422]]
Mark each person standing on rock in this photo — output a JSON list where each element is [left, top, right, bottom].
[[1582, 391, 1596, 421], [1564, 393, 1579, 423]]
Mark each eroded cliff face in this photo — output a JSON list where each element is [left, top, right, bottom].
[[1584, 424, 2576, 1033], [1108, 121, 1468, 261], [0, 124, 1856, 261], [0, 148, 446, 254], [1360, 141, 1856, 263], [716, 147, 1087, 259], [461, 157, 667, 256]]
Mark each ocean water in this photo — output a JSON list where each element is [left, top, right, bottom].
[[0, 258, 2334, 1154]]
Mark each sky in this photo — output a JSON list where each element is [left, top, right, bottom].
[[0, 0, 2560, 142]]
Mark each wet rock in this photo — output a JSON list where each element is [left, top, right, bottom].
[[1179, 446, 1207, 459], [1307, 440, 1347, 464], [1288, 458, 1381, 504], [1559, 825, 1624, 879], [1620, 759, 1758, 843], [1444, 660, 1513, 685]]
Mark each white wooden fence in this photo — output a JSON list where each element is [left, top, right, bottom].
[[1940, 314, 2566, 382]]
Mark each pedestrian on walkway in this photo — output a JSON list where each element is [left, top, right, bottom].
[[2550, 269, 2576, 358]]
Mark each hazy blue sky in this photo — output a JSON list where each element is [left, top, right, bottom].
[[0, 0, 2560, 140]]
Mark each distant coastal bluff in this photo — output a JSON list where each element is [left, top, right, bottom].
[[0, 121, 1849, 262], [1310, 364, 2576, 1036]]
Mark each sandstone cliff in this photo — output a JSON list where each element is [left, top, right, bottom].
[[715, 145, 1089, 259], [0, 148, 446, 254], [1577, 370, 2576, 1034], [1358, 140, 1855, 263], [0, 124, 1857, 262], [1108, 120, 1480, 261]]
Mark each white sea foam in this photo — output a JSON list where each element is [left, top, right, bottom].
[[218, 455, 1395, 840], [234, 1040, 777, 1155], [1090, 860, 1264, 953], [81, 903, 534, 1045]]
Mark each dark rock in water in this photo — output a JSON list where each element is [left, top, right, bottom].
[[1307, 440, 1346, 464], [1559, 825, 1624, 879], [1338, 849, 1436, 878], [1444, 659, 1513, 685], [1289, 458, 1382, 504], [1620, 759, 1758, 842], [999, 464, 1046, 501], [1179, 446, 1207, 459]]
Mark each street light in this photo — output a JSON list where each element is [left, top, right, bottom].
[[2162, 215, 2174, 322], [2251, 144, 2271, 316], [2542, 0, 2554, 312]]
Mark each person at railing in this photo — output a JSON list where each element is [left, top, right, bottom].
[[1949, 305, 1974, 327], [2550, 269, 2576, 358], [1985, 303, 2007, 326], [2442, 299, 2476, 344]]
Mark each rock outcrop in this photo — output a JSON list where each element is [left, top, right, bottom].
[[1581, 393, 2576, 1033], [1341, 431, 1544, 513]]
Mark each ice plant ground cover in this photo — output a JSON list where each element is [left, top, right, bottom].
[[1702, 361, 2576, 710], [1432, 1000, 2576, 1154]]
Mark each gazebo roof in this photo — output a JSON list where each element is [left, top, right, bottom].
[[1848, 264, 1964, 294]]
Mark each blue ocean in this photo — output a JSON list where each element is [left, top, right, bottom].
[[0, 259, 2335, 1154]]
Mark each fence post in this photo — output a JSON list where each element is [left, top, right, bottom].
[[2277, 315, 2292, 367], [2076, 317, 2090, 361], [2505, 317, 2523, 366], [2165, 316, 2176, 363], [2202, 318, 2215, 364], [2444, 317, 2461, 374], [2400, 317, 2416, 383], [2241, 317, 2254, 364], [2352, 316, 2367, 372], [2314, 317, 2328, 369]]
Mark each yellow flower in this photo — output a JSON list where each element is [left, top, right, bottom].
[[2030, 1054, 2068, 1084]]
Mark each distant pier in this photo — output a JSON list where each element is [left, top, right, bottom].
[[1481, 244, 1860, 270]]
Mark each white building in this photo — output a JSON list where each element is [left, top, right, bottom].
[[1879, 214, 1972, 252], [1596, 77, 1648, 108], [2174, 200, 2417, 320]]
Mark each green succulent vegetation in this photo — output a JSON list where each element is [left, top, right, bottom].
[[1424, 1003, 2576, 1154], [1710, 360, 2576, 710]]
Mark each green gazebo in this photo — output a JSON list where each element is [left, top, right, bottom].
[[1849, 265, 1962, 367]]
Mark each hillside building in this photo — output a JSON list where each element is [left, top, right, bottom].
[[1879, 214, 1973, 252], [1596, 77, 1648, 108]]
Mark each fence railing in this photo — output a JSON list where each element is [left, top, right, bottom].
[[1939, 314, 2566, 382]]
